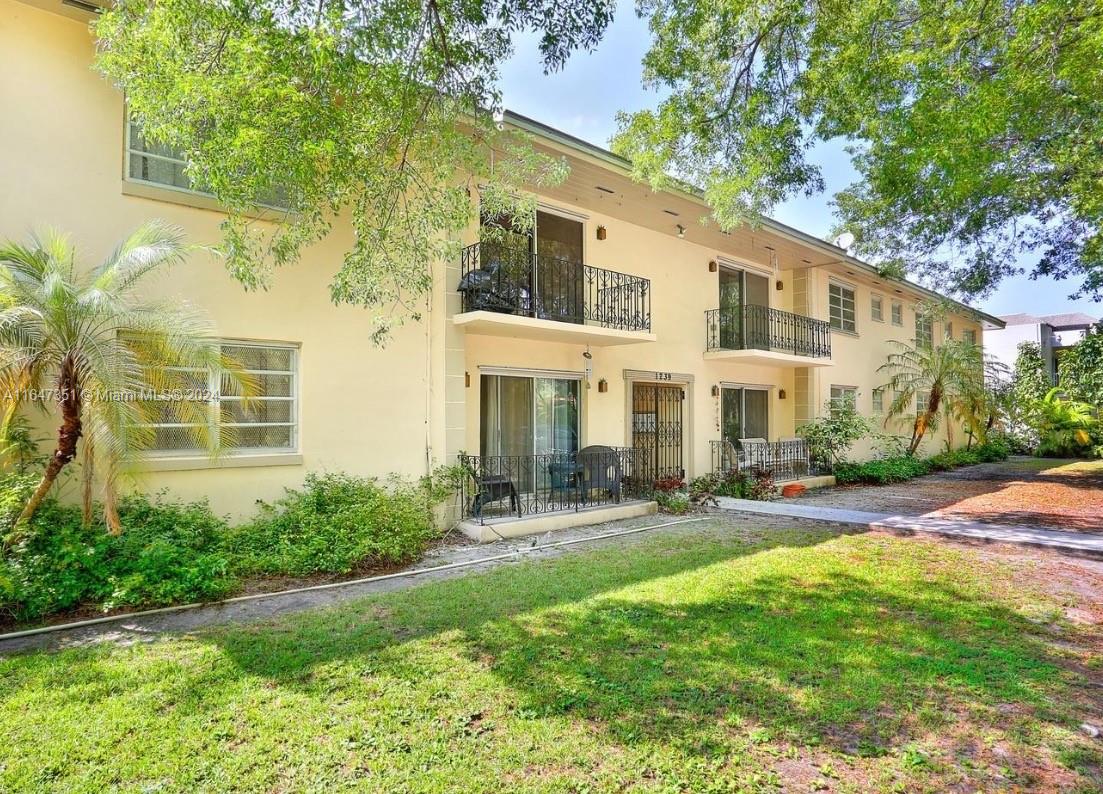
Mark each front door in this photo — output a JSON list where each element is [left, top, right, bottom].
[[632, 383, 684, 483]]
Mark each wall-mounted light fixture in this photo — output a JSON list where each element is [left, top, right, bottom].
[[775, 279, 784, 291], [598, 378, 608, 393], [778, 389, 787, 400], [711, 384, 720, 397], [708, 260, 718, 273], [676, 224, 686, 239], [596, 225, 607, 241], [465, 371, 470, 388]]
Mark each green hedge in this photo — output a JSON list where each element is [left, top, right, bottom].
[[0, 470, 455, 624], [833, 441, 1009, 486]]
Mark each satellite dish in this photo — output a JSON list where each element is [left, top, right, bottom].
[[833, 232, 855, 250]]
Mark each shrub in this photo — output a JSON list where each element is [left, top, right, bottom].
[[654, 488, 691, 514], [689, 470, 749, 499], [223, 471, 450, 576], [834, 456, 931, 485], [0, 492, 235, 623], [796, 399, 873, 464], [651, 475, 685, 493]]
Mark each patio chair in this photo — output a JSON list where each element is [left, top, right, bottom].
[[470, 473, 520, 518], [578, 445, 622, 503], [738, 437, 769, 472], [456, 254, 532, 315]]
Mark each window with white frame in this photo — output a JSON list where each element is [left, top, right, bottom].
[[872, 387, 885, 414], [147, 341, 298, 454], [963, 327, 978, 345], [891, 301, 903, 326], [127, 122, 288, 208], [944, 320, 954, 340], [916, 313, 934, 347], [829, 282, 857, 332], [916, 389, 930, 415], [871, 294, 884, 322], [829, 385, 858, 412]]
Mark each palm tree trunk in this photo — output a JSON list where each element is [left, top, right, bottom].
[[103, 458, 121, 535], [81, 438, 95, 528], [13, 364, 82, 532]]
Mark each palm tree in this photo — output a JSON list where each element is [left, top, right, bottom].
[[879, 339, 984, 456], [1034, 388, 1096, 457], [0, 222, 246, 537]]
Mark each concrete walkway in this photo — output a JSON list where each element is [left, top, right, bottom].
[[714, 497, 1103, 557]]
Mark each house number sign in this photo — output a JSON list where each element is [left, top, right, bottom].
[[653, 372, 673, 381]]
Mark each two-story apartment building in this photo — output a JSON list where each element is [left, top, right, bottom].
[[986, 312, 1100, 384], [2, 0, 1004, 534]]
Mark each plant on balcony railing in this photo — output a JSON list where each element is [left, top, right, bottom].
[[457, 242, 651, 332], [458, 446, 645, 523], [709, 438, 831, 482], [705, 304, 831, 358]]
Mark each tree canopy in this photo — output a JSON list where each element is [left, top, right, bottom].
[[613, 0, 1103, 302], [96, 0, 615, 341]]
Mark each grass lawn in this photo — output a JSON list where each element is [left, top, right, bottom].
[[1, 521, 1101, 792]]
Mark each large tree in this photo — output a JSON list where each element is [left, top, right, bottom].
[[613, 0, 1103, 300], [1058, 323, 1103, 408], [96, 0, 615, 341]]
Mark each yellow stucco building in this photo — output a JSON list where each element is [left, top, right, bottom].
[[2, 0, 1004, 529]]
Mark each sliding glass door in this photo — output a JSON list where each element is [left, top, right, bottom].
[[721, 387, 769, 442], [719, 267, 770, 349], [481, 373, 581, 490]]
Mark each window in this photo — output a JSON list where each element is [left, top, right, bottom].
[[872, 387, 885, 414], [871, 294, 884, 322], [963, 328, 978, 345], [916, 390, 930, 415], [830, 385, 858, 412], [829, 283, 856, 332], [148, 342, 298, 454], [127, 121, 288, 208], [916, 314, 934, 347], [891, 301, 903, 326], [944, 321, 954, 340]]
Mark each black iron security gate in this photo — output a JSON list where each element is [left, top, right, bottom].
[[632, 383, 684, 484]]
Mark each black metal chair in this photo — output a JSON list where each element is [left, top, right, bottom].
[[471, 473, 520, 518], [578, 445, 622, 503]]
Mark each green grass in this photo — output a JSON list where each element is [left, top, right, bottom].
[[1, 522, 1099, 792]]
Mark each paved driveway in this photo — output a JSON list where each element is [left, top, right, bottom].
[[789, 457, 1103, 533]]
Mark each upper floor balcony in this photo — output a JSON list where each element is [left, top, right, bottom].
[[705, 304, 833, 367], [454, 241, 656, 346]]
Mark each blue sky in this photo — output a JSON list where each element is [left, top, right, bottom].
[[498, 3, 1099, 320]]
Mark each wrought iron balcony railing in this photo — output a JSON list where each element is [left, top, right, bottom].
[[458, 447, 646, 523], [705, 304, 831, 358], [710, 438, 832, 482], [458, 242, 651, 332]]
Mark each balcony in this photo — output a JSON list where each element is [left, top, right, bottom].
[[704, 305, 833, 367], [453, 242, 656, 346]]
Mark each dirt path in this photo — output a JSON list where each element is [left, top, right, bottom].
[[791, 457, 1103, 533]]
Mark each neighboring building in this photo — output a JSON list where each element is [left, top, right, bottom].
[[986, 312, 1099, 383], [2, 0, 1004, 527]]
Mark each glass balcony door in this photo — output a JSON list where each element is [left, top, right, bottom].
[[719, 267, 770, 349], [721, 387, 769, 443], [480, 374, 581, 493]]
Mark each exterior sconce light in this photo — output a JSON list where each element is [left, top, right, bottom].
[[776, 279, 784, 290], [465, 371, 470, 388], [676, 224, 686, 238], [708, 260, 718, 273], [778, 389, 787, 399], [596, 225, 607, 240], [711, 384, 720, 397], [598, 378, 608, 393]]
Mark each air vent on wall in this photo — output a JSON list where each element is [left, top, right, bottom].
[[595, 185, 616, 194], [662, 209, 680, 217]]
